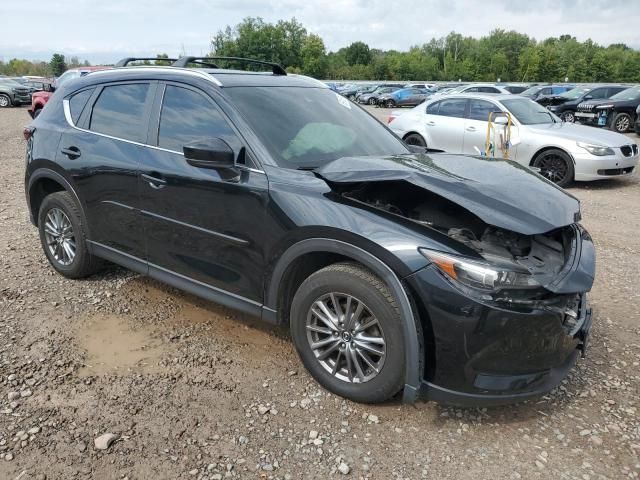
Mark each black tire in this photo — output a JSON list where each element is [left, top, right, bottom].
[[290, 262, 405, 403], [38, 191, 103, 279], [560, 110, 575, 123], [385, 99, 396, 108], [404, 133, 427, 148], [0, 94, 11, 108], [368, 98, 377, 105], [532, 149, 574, 187], [611, 112, 632, 133]]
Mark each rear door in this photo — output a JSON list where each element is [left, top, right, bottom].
[[424, 98, 468, 152], [57, 81, 155, 259], [138, 82, 269, 302]]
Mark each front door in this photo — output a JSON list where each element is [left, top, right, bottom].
[[138, 82, 268, 302]]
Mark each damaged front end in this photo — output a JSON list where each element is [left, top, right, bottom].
[[317, 153, 595, 404]]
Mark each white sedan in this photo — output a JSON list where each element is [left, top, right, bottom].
[[388, 93, 639, 186]]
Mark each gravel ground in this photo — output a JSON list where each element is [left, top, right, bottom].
[[1, 105, 639, 480]]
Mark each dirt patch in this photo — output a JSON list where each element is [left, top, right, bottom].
[[77, 314, 169, 376]]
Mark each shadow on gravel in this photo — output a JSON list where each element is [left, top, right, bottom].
[[568, 175, 638, 191]]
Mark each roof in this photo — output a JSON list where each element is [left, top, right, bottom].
[[439, 93, 520, 101], [77, 66, 326, 88]]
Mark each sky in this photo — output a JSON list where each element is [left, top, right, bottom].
[[1, 0, 638, 64]]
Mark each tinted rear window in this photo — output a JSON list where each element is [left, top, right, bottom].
[[89, 84, 150, 142]]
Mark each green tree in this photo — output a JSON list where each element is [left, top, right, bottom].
[[344, 41, 372, 66], [50, 53, 67, 76], [301, 34, 328, 78]]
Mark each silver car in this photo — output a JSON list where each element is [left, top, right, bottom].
[[389, 93, 639, 186]]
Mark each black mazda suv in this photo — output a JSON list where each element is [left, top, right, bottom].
[[24, 57, 595, 406]]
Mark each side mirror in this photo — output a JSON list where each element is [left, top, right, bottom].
[[494, 116, 509, 125], [584, 95, 593, 100], [183, 138, 235, 169]]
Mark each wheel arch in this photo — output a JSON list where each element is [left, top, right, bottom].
[[402, 131, 428, 144], [264, 238, 424, 402], [528, 145, 575, 167], [27, 169, 89, 235]]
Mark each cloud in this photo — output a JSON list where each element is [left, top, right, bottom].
[[0, 0, 638, 63]]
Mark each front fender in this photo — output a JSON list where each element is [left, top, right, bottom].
[[265, 237, 424, 403]]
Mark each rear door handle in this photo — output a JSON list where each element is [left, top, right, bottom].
[[466, 126, 477, 132], [61, 146, 81, 159], [427, 121, 436, 126], [141, 173, 167, 189]]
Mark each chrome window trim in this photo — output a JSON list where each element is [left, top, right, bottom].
[[62, 98, 265, 174]]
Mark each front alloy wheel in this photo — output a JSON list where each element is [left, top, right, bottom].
[[306, 293, 386, 383], [0, 94, 11, 108], [290, 263, 405, 403], [533, 149, 574, 187], [561, 111, 575, 123], [612, 113, 631, 133]]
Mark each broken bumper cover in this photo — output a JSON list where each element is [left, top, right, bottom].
[[405, 265, 593, 407]]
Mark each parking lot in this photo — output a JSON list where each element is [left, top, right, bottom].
[[1, 105, 639, 479]]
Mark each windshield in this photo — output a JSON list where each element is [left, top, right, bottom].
[[449, 85, 468, 94], [501, 98, 560, 125], [520, 86, 542, 97], [609, 86, 640, 101], [226, 87, 409, 168], [561, 87, 592, 99]]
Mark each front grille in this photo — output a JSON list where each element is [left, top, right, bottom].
[[578, 103, 594, 111], [621, 145, 639, 157], [597, 167, 635, 176]]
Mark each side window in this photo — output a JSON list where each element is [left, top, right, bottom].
[[89, 83, 151, 142], [158, 85, 237, 153], [426, 101, 440, 115], [437, 99, 467, 118], [609, 87, 626, 96], [590, 88, 608, 99], [68, 88, 94, 125], [466, 87, 479, 92], [468, 100, 497, 121]]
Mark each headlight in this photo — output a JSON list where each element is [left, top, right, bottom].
[[548, 106, 557, 111], [419, 248, 540, 293], [595, 104, 614, 109], [577, 141, 614, 156]]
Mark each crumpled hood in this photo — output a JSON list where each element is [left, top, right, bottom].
[[316, 153, 581, 235]]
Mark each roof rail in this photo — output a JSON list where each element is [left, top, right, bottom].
[[172, 56, 287, 75], [115, 57, 179, 67]]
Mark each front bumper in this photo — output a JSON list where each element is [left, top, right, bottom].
[[404, 248, 593, 406], [12, 94, 31, 105], [572, 149, 638, 181]]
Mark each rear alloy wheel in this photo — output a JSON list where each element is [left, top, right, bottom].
[[404, 133, 427, 148], [612, 113, 632, 133], [38, 191, 103, 278], [385, 99, 396, 108], [290, 263, 405, 403], [368, 98, 377, 105], [532, 149, 574, 187], [0, 94, 11, 108], [561, 110, 576, 123]]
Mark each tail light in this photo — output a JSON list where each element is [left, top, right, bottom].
[[23, 126, 35, 141]]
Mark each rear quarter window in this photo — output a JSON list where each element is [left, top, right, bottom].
[[68, 88, 94, 125]]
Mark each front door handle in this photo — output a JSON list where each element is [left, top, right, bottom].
[[141, 173, 167, 189], [466, 126, 477, 132], [427, 121, 436, 126], [61, 146, 81, 159]]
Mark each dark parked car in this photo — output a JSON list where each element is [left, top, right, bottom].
[[520, 84, 574, 101], [575, 85, 640, 133], [635, 104, 640, 135], [537, 85, 629, 123], [357, 85, 404, 105], [378, 87, 432, 108], [24, 56, 594, 406], [340, 84, 378, 101], [0, 78, 31, 107], [501, 84, 529, 94]]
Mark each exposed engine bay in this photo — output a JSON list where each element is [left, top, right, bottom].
[[339, 181, 573, 293]]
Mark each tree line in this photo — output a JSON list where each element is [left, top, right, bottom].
[[3, 17, 639, 83], [212, 17, 640, 82]]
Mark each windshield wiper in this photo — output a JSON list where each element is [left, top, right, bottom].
[[296, 166, 318, 171]]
